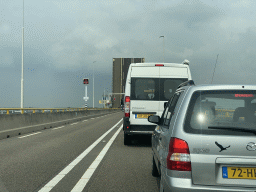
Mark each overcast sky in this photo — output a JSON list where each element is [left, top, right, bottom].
[[1, 0, 256, 108]]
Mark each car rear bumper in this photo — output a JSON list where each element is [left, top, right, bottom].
[[162, 167, 256, 192], [123, 117, 156, 134], [123, 124, 156, 135], [126, 130, 153, 134]]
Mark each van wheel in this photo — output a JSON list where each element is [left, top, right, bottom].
[[124, 133, 130, 145], [152, 156, 160, 177]]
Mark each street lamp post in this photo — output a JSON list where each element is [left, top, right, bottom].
[[103, 88, 105, 108], [159, 36, 164, 63], [93, 61, 96, 108], [21, 0, 25, 108]]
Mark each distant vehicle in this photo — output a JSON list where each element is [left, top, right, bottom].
[[121, 98, 124, 111], [0, 110, 6, 114], [123, 60, 192, 145], [14, 110, 22, 114], [149, 81, 256, 191]]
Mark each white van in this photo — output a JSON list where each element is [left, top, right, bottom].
[[123, 60, 192, 145]]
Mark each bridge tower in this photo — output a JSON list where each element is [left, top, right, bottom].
[[112, 58, 145, 108]]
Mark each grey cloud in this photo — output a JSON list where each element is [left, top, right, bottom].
[[50, 41, 96, 69], [116, 18, 141, 32], [167, 0, 226, 29], [176, 26, 256, 85]]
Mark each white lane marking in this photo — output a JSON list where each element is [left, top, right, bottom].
[[18, 132, 42, 138], [71, 125, 122, 192], [38, 118, 123, 192], [82, 120, 88, 122], [52, 126, 65, 130], [70, 122, 79, 126], [90, 118, 95, 120]]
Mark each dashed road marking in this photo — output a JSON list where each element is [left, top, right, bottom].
[[52, 126, 65, 130], [18, 132, 42, 138]]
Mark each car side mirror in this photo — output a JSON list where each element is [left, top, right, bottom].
[[148, 115, 160, 124], [164, 102, 168, 108]]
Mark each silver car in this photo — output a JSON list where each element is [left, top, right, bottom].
[[149, 81, 256, 192]]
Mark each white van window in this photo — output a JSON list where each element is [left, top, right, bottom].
[[131, 78, 187, 101], [133, 78, 156, 100], [162, 79, 187, 100]]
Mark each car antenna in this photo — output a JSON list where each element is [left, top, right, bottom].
[[211, 54, 219, 84]]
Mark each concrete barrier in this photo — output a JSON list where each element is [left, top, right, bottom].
[[0, 109, 120, 140]]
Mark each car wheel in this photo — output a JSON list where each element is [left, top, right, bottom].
[[152, 156, 160, 177], [124, 133, 130, 145]]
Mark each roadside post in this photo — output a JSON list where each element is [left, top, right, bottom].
[[83, 78, 89, 108]]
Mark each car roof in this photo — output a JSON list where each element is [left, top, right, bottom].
[[178, 84, 256, 93]]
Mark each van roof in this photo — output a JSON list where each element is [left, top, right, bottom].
[[130, 63, 189, 68]]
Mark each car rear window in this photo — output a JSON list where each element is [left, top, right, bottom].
[[184, 90, 256, 136], [130, 78, 187, 101]]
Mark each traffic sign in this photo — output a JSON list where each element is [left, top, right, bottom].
[[83, 78, 89, 84]]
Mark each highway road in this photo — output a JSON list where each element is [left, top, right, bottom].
[[0, 111, 159, 192]]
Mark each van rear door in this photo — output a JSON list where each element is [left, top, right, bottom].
[[130, 66, 160, 126], [130, 66, 189, 126]]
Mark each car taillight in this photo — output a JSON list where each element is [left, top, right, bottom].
[[124, 96, 130, 117], [167, 137, 191, 171], [155, 64, 164, 66]]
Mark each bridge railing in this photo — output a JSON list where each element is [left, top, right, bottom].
[[0, 107, 118, 115]]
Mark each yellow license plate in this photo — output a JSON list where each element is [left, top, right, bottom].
[[136, 114, 152, 119], [223, 167, 256, 179]]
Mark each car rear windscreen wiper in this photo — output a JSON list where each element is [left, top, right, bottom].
[[208, 126, 256, 135]]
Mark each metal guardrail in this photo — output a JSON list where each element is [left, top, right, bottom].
[[0, 107, 119, 115]]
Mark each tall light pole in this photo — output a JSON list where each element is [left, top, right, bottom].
[[93, 61, 96, 108], [21, 0, 24, 108], [159, 36, 164, 63]]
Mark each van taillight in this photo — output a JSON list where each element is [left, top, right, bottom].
[[167, 138, 191, 171], [124, 96, 130, 117]]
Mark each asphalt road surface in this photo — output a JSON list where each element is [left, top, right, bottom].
[[0, 111, 159, 192]]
